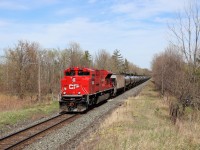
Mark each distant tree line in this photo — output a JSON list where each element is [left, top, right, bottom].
[[0, 41, 150, 100], [152, 1, 200, 117]]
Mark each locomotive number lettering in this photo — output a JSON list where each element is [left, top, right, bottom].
[[69, 84, 79, 89]]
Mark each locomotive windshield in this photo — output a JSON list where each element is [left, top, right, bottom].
[[78, 70, 90, 76], [65, 71, 75, 76]]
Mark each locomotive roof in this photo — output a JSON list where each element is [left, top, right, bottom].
[[64, 67, 112, 73], [65, 67, 94, 72]]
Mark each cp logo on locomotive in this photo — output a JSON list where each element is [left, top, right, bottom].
[[69, 84, 79, 89]]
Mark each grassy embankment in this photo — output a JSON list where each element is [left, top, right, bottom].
[[0, 95, 59, 130], [79, 81, 200, 150]]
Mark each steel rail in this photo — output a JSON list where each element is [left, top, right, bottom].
[[0, 114, 62, 141], [0, 114, 78, 150]]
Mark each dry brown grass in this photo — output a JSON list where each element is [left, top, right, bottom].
[[0, 94, 53, 112], [78, 82, 200, 150], [0, 94, 58, 130], [0, 94, 32, 111]]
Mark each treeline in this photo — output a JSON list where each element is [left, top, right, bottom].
[[152, 2, 200, 112], [0, 41, 149, 100]]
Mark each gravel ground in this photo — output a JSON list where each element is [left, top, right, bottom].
[[23, 81, 148, 150]]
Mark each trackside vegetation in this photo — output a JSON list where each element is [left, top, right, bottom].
[[0, 100, 58, 131], [152, 1, 200, 122], [78, 81, 200, 150]]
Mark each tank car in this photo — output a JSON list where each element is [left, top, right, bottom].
[[124, 76, 131, 89]]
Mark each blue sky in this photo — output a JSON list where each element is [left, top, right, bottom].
[[0, 0, 187, 69]]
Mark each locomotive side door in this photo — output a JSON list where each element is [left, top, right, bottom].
[[91, 72, 95, 93], [95, 70, 100, 92]]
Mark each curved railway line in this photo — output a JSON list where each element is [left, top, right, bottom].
[[0, 114, 80, 150]]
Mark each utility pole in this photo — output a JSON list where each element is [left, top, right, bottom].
[[38, 53, 41, 102], [0, 56, 8, 91], [161, 61, 164, 96]]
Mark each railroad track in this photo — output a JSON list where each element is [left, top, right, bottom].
[[0, 114, 80, 150]]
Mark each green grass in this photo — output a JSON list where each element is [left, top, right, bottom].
[[0, 101, 59, 130]]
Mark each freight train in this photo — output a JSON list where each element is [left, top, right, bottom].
[[59, 67, 149, 113]]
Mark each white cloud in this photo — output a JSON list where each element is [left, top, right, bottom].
[[0, 0, 61, 10], [0, 17, 167, 68], [111, 2, 137, 14], [1, 0, 189, 68], [0, 1, 28, 10], [0, 19, 11, 27], [111, 0, 185, 19]]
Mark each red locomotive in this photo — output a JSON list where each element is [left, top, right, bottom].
[[59, 67, 149, 113], [59, 67, 114, 112]]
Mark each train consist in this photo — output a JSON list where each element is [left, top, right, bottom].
[[59, 67, 149, 113]]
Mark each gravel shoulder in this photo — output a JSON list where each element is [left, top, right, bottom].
[[24, 81, 148, 150]]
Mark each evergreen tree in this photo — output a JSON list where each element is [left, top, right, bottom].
[[111, 49, 124, 73], [81, 50, 92, 67], [123, 58, 129, 73]]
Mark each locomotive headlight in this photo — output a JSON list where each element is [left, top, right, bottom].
[[63, 92, 66, 95], [64, 87, 67, 90], [78, 92, 81, 95]]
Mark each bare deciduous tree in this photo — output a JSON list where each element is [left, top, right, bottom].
[[169, 1, 200, 74], [168, 1, 200, 108], [5, 40, 39, 98], [94, 49, 111, 70], [152, 45, 185, 96], [68, 42, 83, 67]]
